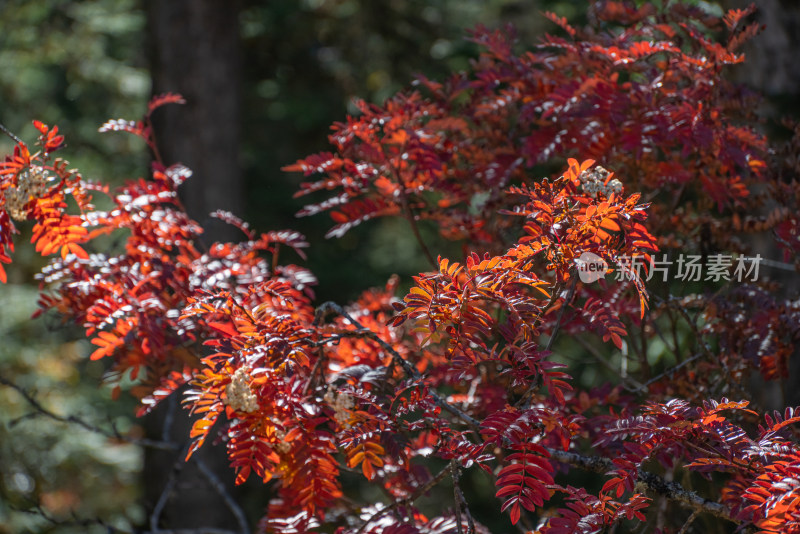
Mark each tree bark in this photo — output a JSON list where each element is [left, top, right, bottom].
[[143, 0, 245, 529], [722, 0, 800, 410], [146, 0, 244, 243], [724, 0, 800, 101]]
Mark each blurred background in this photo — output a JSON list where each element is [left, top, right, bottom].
[[1, 0, 797, 532]]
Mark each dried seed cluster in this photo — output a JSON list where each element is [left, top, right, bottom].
[[579, 165, 623, 198], [272, 423, 291, 454], [4, 166, 50, 221], [324, 386, 354, 428], [225, 367, 259, 413]]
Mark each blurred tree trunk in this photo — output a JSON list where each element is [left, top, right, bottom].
[[147, 0, 244, 243], [723, 0, 800, 117], [143, 0, 245, 530], [722, 0, 800, 409]]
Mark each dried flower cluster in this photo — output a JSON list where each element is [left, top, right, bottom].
[[224, 367, 259, 413], [324, 386, 355, 428], [3, 165, 49, 220], [578, 165, 623, 198]]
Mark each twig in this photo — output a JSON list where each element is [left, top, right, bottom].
[[1, 376, 247, 532], [354, 460, 454, 534], [12, 503, 127, 532], [516, 272, 579, 408], [195, 457, 250, 534], [544, 447, 736, 523], [631, 353, 703, 393], [381, 145, 437, 269], [303, 345, 327, 396], [163, 391, 179, 442], [151, 441, 193, 532], [451, 463, 475, 534], [451, 463, 464, 534], [677, 509, 701, 534], [0, 374, 105, 434], [544, 272, 579, 354], [0, 121, 23, 144], [0, 374, 179, 451], [572, 336, 645, 390], [314, 302, 481, 431], [648, 312, 679, 361], [12, 503, 240, 534], [402, 196, 437, 269]]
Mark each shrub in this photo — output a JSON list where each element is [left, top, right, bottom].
[[2, 2, 800, 533]]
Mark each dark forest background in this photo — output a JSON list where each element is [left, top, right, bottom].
[[0, 0, 797, 532]]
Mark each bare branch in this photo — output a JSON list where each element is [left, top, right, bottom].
[[545, 447, 736, 523], [1, 375, 248, 533], [451, 463, 464, 534], [0, 122, 23, 144], [196, 457, 250, 534], [151, 441, 193, 532], [0, 374, 178, 451], [354, 460, 454, 534], [677, 509, 701, 534], [11, 503, 240, 534]]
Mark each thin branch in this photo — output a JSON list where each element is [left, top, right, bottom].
[[12, 503, 240, 534], [648, 312, 679, 361], [1, 376, 249, 533], [354, 460, 454, 534], [544, 272, 579, 354], [516, 272, 579, 408], [12, 503, 128, 533], [631, 353, 703, 393], [402, 196, 437, 269], [572, 335, 645, 390], [303, 345, 327, 396], [314, 302, 481, 431], [0, 122, 23, 144], [381, 145, 437, 269], [151, 441, 193, 532], [0, 374, 105, 434], [451, 463, 475, 534], [544, 447, 736, 523], [677, 509, 701, 534], [163, 391, 179, 442], [451, 463, 464, 534], [0, 374, 179, 452], [195, 457, 250, 534]]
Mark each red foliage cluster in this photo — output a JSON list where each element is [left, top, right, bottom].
[[4, 2, 800, 533]]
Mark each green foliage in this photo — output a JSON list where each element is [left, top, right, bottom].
[[0, 285, 142, 533], [0, 0, 148, 181]]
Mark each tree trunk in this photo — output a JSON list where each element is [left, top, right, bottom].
[[143, 0, 245, 530], [146, 0, 244, 243], [723, 0, 800, 117], [722, 0, 800, 409]]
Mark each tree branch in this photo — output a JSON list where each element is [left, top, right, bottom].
[[354, 460, 455, 534], [151, 441, 193, 532], [1, 375, 249, 533], [314, 301, 481, 431], [544, 447, 736, 523], [0, 374, 178, 451], [195, 457, 250, 534], [0, 121, 23, 144], [12, 502, 241, 534]]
